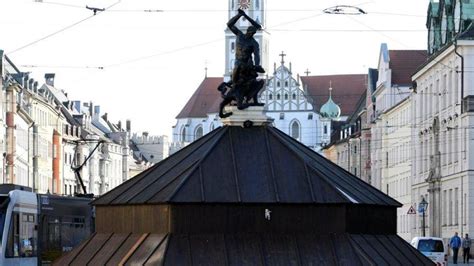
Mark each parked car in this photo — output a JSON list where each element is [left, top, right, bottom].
[[411, 237, 448, 265]]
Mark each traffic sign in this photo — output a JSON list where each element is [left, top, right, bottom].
[[407, 206, 416, 214]]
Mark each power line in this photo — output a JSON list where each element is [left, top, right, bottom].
[[7, 0, 122, 55]]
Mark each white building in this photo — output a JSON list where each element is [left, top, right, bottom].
[[368, 44, 427, 241], [260, 58, 323, 150], [371, 44, 427, 192], [131, 133, 169, 164], [411, 0, 474, 240], [380, 97, 413, 241]]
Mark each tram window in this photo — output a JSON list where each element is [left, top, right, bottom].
[[6, 212, 37, 257]]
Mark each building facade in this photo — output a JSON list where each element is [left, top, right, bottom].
[[408, 0, 474, 242], [0, 52, 150, 196]]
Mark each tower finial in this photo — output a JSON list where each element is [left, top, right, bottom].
[[305, 69, 311, 76], [329, 81, 333, 97], [205, 60, 208, 78], [279, 51, 286, 65]]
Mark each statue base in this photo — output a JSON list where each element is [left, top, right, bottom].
[[221, 106, 274, 127]]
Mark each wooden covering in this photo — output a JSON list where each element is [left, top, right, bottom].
[[95, 204, 396, 235], [55, 233, 434, 265], [57, 124, 433, 265]]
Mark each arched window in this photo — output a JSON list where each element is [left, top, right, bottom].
[[210, 123, 215, 131], [277, 81, 281, 87], [290, 120, 300, 140], [292, 93, 296, 100], [284, 93, 288, 100], [180, 126, 186, 142], [285, 81, 288, 87], [277, 94, 281, 100], [195, 125, 203, 140], [269, 93, 273, 100]]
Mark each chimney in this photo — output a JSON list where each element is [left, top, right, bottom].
[[45, 73, 55, 86], [126, 119, 131, 133], [117, 121, 122, 130], [94, 105, 100, 116], [73, 101, 81, 112], [143, 131, 149, 138], [102, 113, 108, 121], [88, 101, 93, 116], [28, 79, 34, 91], [23, 75, 28, 88]]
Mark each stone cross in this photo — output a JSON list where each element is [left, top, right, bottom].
[[279, 51, 286, 65]]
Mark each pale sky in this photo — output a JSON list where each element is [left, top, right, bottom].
[[1, 0, 429, 138]]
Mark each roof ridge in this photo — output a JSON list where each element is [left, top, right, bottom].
[[160, 127, 229, 202], [268, 128, 360, 203], [113, 127, 226, 204], [267, 127, 399, 206]]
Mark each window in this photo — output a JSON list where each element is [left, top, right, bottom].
[[284, 93, 288, 100], [180, 127, 186, 142], [292, 93, 296, 100], [6, 212, 37, 257], [277, 81, 280, 87], [290, 120, 300, 140], [195, 126, 203, 140], [277, 94, 281, 100], [324, 125, 328, 134], [449, 189, 453, 225], [231, 42, 235, 53], [279, 113, 284, 120], [285, 81, 288, 87], [455, 188, 459, 225], [307, 113, 313, 120]]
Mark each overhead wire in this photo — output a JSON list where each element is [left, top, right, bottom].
[[7, 0, 122, 55]]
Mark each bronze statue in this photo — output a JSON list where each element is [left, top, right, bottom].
[[218, 9, 265, 118]]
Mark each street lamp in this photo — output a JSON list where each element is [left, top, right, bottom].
[[419, 197, 429, 237]]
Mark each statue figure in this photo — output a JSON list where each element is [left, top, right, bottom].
[[218, 9, 265, 118]]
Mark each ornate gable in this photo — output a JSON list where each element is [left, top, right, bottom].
[[261, 56, 314, 112]]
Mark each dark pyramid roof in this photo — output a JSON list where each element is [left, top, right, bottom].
[[94, 126, 400, 206]]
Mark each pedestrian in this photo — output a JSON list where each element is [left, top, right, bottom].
[[450, 232, 462, 264], [463, 233, 471, 264]]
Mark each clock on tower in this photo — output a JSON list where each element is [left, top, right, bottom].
[[238, 0, 251, 10]]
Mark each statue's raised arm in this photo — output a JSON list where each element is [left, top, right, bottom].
[[238, 9, 262, 31], [227, 10, 244, 36]]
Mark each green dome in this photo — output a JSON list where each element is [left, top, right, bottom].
[[320, 88, 341, 119]]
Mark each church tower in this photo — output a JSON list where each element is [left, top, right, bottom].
[[225, 0, 270, 81]]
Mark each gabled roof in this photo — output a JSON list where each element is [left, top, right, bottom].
[[389, 50, 428, 85], [347, 91, 367, 125], [176, 77, 223, 119], [300, 75, 367, 116], [94, 126, 400, 206]]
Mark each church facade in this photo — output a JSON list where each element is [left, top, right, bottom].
[[172, 0, 366, 154]]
